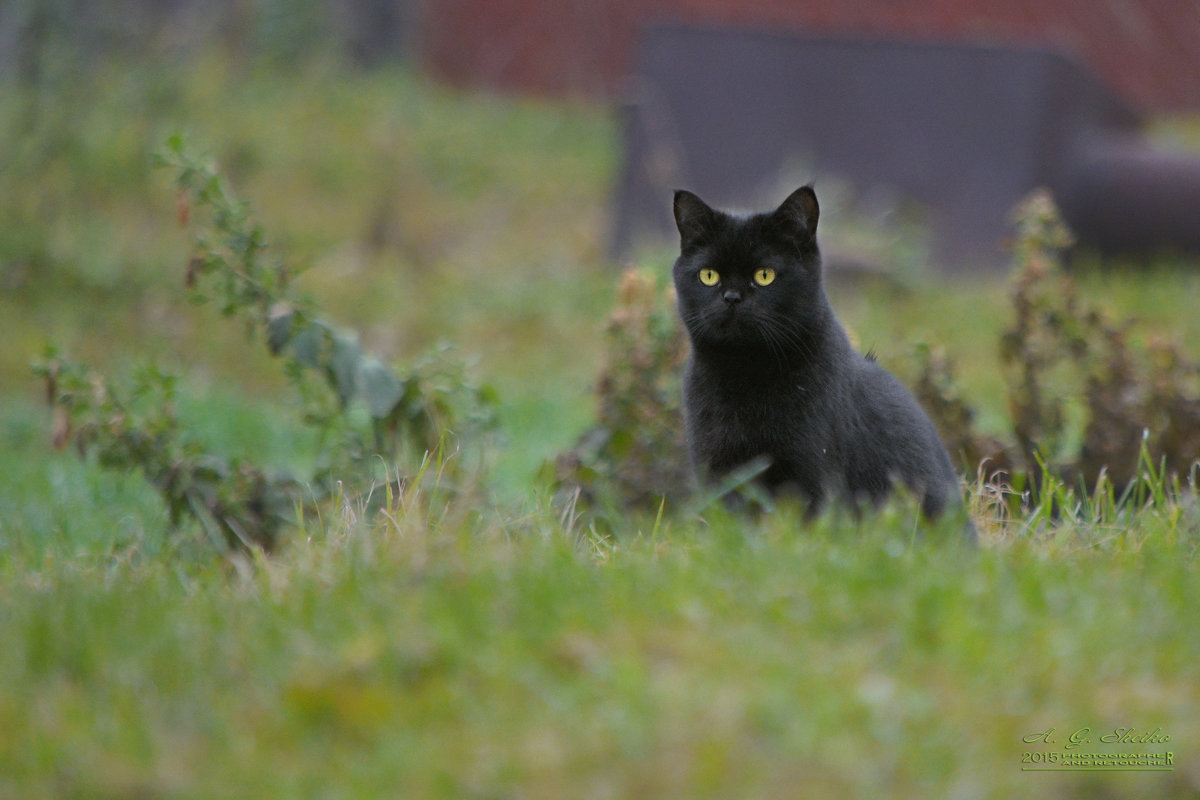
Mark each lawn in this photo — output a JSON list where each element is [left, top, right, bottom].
[[1, 44, 1198, 800]]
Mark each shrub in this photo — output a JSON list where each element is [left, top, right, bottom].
[[35, 138, 495, 553], [549, 268, 690, 512], [919, 190, 1200, 495]]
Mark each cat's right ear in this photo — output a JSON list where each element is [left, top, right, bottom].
[[772, 185, 819, 238], [673, 190, 718, 251]]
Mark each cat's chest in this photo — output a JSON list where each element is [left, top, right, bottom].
[[686, 366, 817, 438]]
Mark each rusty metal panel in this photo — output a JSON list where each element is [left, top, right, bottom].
[[611, 24, 1169, 271]]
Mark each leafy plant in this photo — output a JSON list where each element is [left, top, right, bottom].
[[917, 189, 1200, 495], [34, 353, 304, 552], [908, 342, 1012, 478], [550, 268, 690, 511], [34, 137, 496, 552]]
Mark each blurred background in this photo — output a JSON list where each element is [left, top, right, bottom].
[[3, 0, 1200, 503], [5, 0, 1199, 107], [420, 0, 1200, 110]]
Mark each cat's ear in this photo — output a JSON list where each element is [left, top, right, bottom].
[[771, 185, 819, 238], [673, 190, 718, 250]]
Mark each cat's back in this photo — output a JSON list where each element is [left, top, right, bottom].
[[844, 354, 942, 451], [843, 352, 958, 502]]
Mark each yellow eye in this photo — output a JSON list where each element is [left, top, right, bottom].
[[699, 269, 720, 286], [754, 268, 776, 286]]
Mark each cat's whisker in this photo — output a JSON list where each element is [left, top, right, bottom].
[[755, 309, 818, 364], [751, 317, 792, 367]]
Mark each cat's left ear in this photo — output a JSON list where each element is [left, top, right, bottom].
[[771, 185, 819, 238], [674, 190, 719, 251]]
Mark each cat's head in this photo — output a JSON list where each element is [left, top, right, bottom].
[[671, 186, 825, 353]]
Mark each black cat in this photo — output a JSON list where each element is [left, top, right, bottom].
[[672, 186, 965, 525]]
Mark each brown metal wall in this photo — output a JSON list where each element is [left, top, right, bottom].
[[421, 0, 1200, 111]]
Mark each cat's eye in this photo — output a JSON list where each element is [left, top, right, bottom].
[[754, 268, 776, 287], [699, 269, 720, 286]]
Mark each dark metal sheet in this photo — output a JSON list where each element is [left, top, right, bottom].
[[612, 25, 1159, 271]]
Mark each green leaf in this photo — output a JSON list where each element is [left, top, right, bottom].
[[266, 302, 294, 355], [289, 321, 328, 369], [164, 133, 185, 157], [330, 331, 361, 406], [359, 357, 404, 419]]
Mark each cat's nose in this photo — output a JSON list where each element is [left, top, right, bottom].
[[722, 289, 743, 305]]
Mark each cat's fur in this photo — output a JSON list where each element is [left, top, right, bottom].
[[672, 186, 963, 522]]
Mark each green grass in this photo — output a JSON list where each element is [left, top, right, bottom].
[[2, 49, 1200, 799], [1, 493, 1196, 799]]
